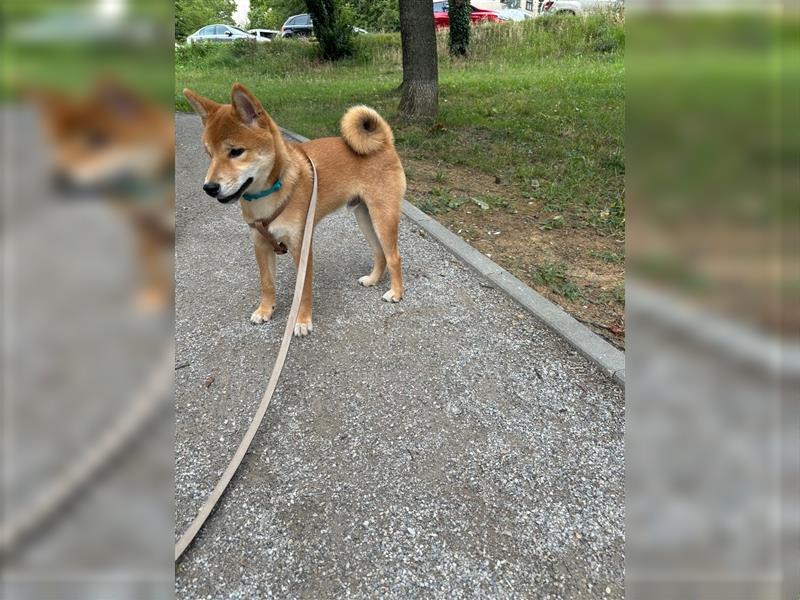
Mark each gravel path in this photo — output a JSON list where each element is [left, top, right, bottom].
[[175, 113, 624, 599]]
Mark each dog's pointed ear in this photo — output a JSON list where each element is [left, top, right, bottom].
[[183, 88, 220, 125], [231, 83, 268, 128]]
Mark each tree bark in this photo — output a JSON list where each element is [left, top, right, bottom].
[[398, 0, 438, 119]]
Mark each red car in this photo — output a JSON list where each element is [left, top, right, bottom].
[[432, 1, 501, 28]]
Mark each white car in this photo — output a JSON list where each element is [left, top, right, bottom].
[[538, 0, 620, 15], [497, 8, 531, 21], [248, 28, 280, 42], [186, 24, 255, 45]]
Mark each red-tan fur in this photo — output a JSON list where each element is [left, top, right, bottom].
[[183, 83, 406, 336], [27, 79, 175, 313]]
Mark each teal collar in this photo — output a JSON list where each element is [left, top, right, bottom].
[[243, 179, 282, 201]]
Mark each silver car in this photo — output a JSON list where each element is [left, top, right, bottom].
[[186, 24, 255, 45]]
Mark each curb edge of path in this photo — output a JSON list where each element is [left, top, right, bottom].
[[282, 128, 625, 388]]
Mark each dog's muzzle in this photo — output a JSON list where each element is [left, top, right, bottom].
[[215, 178, 254, 204]]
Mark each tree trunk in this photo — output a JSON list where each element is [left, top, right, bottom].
[[399, 0, 438, 119]]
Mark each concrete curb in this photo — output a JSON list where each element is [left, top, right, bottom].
[[402, 202, 625, 387], [628, 282, 798, 379], [281, 128, 625, 387]]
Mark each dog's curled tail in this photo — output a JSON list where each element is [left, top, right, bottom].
[[340, 106, 394, 155]]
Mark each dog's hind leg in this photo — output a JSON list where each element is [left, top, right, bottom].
[[367, 202, 404, 303], [353, 201, 386, 287]]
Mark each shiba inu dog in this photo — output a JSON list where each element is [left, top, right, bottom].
[[183, 83, 406, 336], [26, 78, 175, 313]]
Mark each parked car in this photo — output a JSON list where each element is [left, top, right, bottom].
[[248, 28, 280, 42], [496, 8, 531, 20], [538, 0, 620, 15], [280, 14, 369, 38], [280, 14, 314, 38], [432, 2, 502, 29], [186, 24, 255, 44]]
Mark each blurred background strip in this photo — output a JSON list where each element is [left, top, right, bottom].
[[626, 1, 798, 598], [1, 1, 175, 598]]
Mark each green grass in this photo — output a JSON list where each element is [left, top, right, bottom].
[[590, 249, 625, 264], [416, 188, 510, 214], [2, 43, 174, 103], [175, 15, 625, 234], [539, 215, 565, 231], [530, 260, 583, 302]]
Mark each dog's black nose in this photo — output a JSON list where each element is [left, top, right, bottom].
[[203, 182, 221, 197]]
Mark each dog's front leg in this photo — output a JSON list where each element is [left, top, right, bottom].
[[289, 240, 314, 336], [249, 229, 277, 324], [132, 219, 173, 314]]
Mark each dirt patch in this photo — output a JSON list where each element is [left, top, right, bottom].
[[404, 157, 625, 348]]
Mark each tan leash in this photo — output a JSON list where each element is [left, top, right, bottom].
[[0, 342, 174, 558], [174, 156, 318, 562]]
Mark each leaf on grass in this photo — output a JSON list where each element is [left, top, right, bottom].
[[471, 197, 490, 210]]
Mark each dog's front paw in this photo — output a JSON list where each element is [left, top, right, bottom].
[[358, 274, 379, 287], [250, 305, 274, 324], [293, 320, 313, 337], [382, 290, 403, 303], [134, 286, 169, 314]]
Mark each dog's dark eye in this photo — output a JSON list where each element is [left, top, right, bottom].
[[229, 148, 245, 158]]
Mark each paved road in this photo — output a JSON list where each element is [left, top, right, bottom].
[[175, 113, 624, 599]]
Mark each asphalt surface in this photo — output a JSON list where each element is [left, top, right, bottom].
[[175, 113, 625, 599]]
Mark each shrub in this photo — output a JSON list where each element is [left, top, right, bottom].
[[449, 0, 471, 56], [174, 10, 625, 71], [306, 0, 355, 60]]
